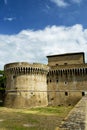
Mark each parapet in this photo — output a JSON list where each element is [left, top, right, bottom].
[[4, 62, 49, 75]]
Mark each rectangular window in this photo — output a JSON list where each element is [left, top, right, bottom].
[[13, 75, 16, 79], [65, 92, 68, 96], [56, 80, 58, 83], [64, 63, 68, 65], [82, 92, 85, 96], [51, 98, 54, 100]]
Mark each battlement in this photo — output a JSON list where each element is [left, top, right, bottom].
[[48, 63, 87, 77], [4, 62, 49, 75]]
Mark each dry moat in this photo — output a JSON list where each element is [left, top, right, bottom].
[[0, 106, 72, 130]]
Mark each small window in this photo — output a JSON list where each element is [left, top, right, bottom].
[[64, 63, 68, 65], [65, 92, 68, 96], [13, 75, 16, 79], [51, 98, 54, 100], [56, 80, 58, 83], [50, 80, 51, 82], [64, 81, 67, 85], [82, 92, 85, 96]]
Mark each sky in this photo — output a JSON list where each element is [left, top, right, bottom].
[[0, 0, 87, 69]]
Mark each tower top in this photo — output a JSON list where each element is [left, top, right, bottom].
[[47, 52, 85, 66]]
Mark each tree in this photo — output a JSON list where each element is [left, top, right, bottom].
[[0, 70, 6, 105], [0, 70, 6, 90]]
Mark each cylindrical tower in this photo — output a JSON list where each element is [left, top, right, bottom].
[[4, 62, 49, 108]]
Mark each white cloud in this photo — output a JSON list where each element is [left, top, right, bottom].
[[0, 24, 87, 70], [50, 0, 82, 7], [72, 0, 81, 4], [50, 0, 69, 7], [4, 17, 16, 21], [4, 0, 7, 5]]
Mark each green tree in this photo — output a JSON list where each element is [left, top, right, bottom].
[[0, 70, 6, 105], [0, 70, 6, 90]]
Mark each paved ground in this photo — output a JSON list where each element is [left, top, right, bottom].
[[58, 96, 87, 130]]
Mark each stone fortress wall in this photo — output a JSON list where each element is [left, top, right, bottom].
[[4, 62, 49, 108], [4, 52, 87, 108], [47, 52, 87, 106]]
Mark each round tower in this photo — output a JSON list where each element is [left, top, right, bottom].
[[4, 62, 49, 108]]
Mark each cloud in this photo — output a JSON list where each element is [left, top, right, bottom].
[[4, 0, 7, 5], [50, 0, 69, 7], [50, 0, 82, 7], [4, 17, 16, 21], [72, 0, 81, 4], [0, 24, 87, 70]]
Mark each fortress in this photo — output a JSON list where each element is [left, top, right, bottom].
[[4, 52, 87, 108]]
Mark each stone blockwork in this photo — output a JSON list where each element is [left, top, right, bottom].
[[47, 63, 87, 106], [47, 52, 87, 106], [47, 52, 84, 66], [58, 95, 87, 130], [4, 52, 87, 108], [4, 62, 49, 108]]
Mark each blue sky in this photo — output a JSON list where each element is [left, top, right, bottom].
[[0, 0, 87, 69], [0, 0, 87, 34]]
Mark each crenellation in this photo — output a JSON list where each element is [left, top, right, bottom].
[[3, 52, 87, 108], [48, 67, 87, 78]]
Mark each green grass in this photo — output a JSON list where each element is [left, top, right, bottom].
[[0, 106, 73, 130]]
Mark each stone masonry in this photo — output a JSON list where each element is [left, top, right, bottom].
[[47, 52, 87, 106], [4, 62, 49, 108], [58, 95, 87, 130], [4, 52, 87, 108]]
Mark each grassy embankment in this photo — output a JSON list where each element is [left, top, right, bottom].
[[0, 106, 73, 130]]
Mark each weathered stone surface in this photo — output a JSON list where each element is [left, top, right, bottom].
[[58, 96, 87, 130], [4, 62, 49, 108], [47, 52, 87, 106], [4, 52, 87, 108]]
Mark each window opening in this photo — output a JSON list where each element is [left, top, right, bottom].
[[56, 80, 58, 83], [65, 92, 68, 96], [82, 92, 85, 96]]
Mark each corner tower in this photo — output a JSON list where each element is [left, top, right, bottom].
[[4, 62, 49, 108]]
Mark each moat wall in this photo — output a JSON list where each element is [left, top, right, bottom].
[[58, 95, 87, 130]]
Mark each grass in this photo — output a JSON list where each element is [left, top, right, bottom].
[[0, 106, 73, 130]]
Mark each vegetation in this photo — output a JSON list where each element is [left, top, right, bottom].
[[0, 70, 6, 105], [0, 72, 73, 129], [0, 70, 6, 90], [0, 106, 73, 130]]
